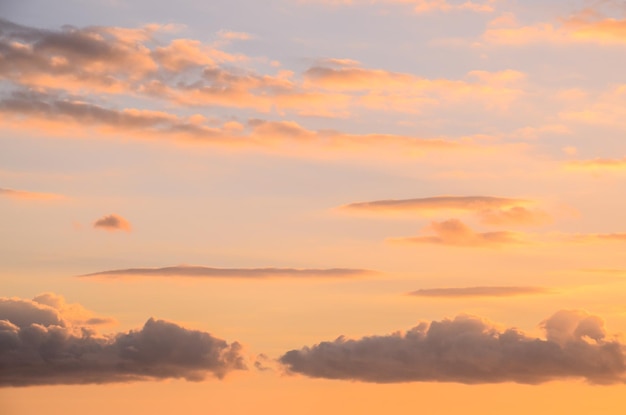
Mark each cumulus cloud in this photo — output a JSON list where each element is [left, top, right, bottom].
[[409, 286, 552, 298], [0, 294, 246, 386], [93, 214, 132, 232], [0, 187, 61, 200], [280, 310, 626, 384], [391, 219, 523, 247], [79, 265, 375, 279]]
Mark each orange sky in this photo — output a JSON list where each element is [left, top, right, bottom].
[[2, 0, 626, 413]]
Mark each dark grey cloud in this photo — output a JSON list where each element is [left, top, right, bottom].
[[409, 286, 552, 298], [0, 294, 246, 386], [280, 310, 626, 384], [80, 265, 375, 279]]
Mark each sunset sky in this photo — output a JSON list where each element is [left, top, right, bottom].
[[2, 0, 626, 413]]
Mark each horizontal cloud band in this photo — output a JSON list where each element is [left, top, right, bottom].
[[0, 295, 245, 386], [280, 310, 626, 384], [80, 265, 375, 279]]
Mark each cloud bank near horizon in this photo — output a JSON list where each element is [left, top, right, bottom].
[[280, 310, 626, 384], [0, 294, 246, 386]]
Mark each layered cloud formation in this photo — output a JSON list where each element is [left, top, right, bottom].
[[0, 294, 246, 386], [280, 310, 626, 384]]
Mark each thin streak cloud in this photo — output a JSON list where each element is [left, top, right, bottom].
[[409, 286, 553, 298], [79, 265, 376, 279]]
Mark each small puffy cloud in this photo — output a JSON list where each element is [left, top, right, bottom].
[[477, 206, 552, 227], [79, 265, 376, 279], [280, 310, 626, 384], [0, 294, 246, 386], [391, 219, 523, 247], [409, 286, 552, 298], [93, 214, 132, 232]]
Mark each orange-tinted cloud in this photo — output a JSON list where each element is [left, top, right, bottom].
[[342, 196, 550, 227], [80, 265, 376, 279], [392, 218, 523, 247], [93, 214, 132, 232], [0, 294, 246, 386], [0, 187, 62, 201], [484, 8, 626, 45], [280, 309, 626, 384], [566, 157, 626, 171], [409, 286, 553, 298], [342, 196, 526, 213], [0, 89, 497, 158]]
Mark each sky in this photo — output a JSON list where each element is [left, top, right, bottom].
[[2, 0, 626, 413]]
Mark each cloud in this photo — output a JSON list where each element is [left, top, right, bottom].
[[409, 286, 552, 298], [567, 157, 626, 171], [342, 196, 526, 213], [390, 219, 524, 247], [483, 7, 626, 46], [341, 196, 550, 227], [280, 310, 626, 384], [0, 89, 492, 157], [0, 294, 246, 386], [79, 265, 375, 279], [0, 187, 61, 201], [93, 214, 132, 232]]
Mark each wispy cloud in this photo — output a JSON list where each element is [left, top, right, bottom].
[[93, 214, 132, 232], [79, 265, 376, 279], [390, 219, 524, 247], [0, 187, 62, 201], [483, 6, 626, 46], [0, 294, 246, 386], [340, 196, 550, 227], [409, 286, 553, 298], [280, 310, 626, 384]]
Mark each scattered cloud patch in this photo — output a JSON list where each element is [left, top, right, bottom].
[[0, 294, 246, 386], [280, 310, 626, 384], [391, 219, 523, 247]]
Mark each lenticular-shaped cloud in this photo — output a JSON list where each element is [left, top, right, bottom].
[[342, 196, 525, 212], [80, 265, 375, 279], [0, 294, 246, 386], [93, 214, 132, 232], [280, 310, 626, 384], [409, 286, 552, 298]]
